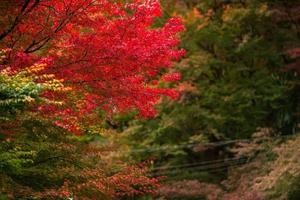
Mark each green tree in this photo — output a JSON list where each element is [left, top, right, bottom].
[[124, 0, 300, 181]]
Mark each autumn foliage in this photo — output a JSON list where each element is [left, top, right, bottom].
[[0, 0, 184, 132], [0, 0, 184, 199]]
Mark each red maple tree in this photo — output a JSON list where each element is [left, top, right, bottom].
[[0, 0, 184, 132]]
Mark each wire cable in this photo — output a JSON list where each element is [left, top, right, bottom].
[[150, 156, 246, 171], [128, 133, 299, 153], [149, 158, 247, 176]]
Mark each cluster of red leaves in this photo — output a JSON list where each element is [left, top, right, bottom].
[[32, 165, 161, 199], [0, 0, 185, 132]]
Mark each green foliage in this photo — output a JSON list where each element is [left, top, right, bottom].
[[174, 0, 296, 138], [0, 71, 43, 121], [122, 0, 300, 189], [0, 147, 35, 175], [0, 121, 69, 192], [288, 174, 300, 200]]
